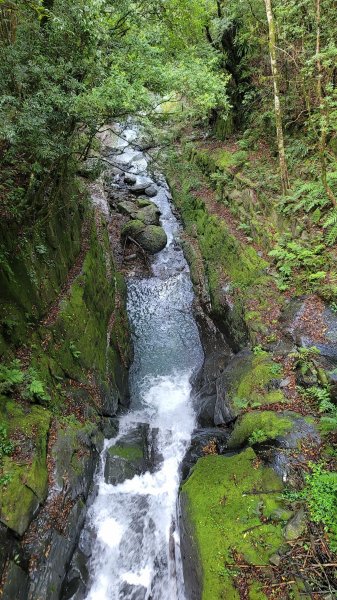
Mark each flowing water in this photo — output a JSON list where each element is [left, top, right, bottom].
[[82, 125, 204, 600]]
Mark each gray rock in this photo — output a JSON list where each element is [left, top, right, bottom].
[[117, 200, 138, 217], [284, 507, 307, 541], [144, 184, 158, 197], [1, 562, 29, 600], [124, 173, 137, 185], [129, 182, 152, 195], [28, 530, 73, 600], [61, 549, 89, 600], [180, 428, 229, 481]]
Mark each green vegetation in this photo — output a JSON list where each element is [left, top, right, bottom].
[[228, 411, 293, 449], [181, 449, 286, 599]]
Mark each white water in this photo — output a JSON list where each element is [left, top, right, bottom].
[[82, 125, 204, 600]]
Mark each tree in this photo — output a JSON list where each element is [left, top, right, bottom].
[[264, 0, 289, 194]]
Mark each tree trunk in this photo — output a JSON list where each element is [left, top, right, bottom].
[[315, 0, 336, 206], [264, 0, 289, 194]]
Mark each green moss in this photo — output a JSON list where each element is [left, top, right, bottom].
[[109, 445, 143, 461], [0, 400, 51, 535], [181, 449, 285, 600], [248, 581, 268, 600], [228, 411, 294, 449], [232, 355, 285, 411], [166, 153, 282, 347]]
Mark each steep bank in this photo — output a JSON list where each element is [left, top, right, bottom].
[[0, 147, 132, 598], [163, 134, 337, 598]]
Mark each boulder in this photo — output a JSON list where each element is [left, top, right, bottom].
[[144, 184, 158, 197], [180, 428, 230, 481], [129, 182, 153, 195], [124, 173, 137, 185], [227, 411, 294, 449], [104, 424, 156, 485], [136, 204, 161, 226], [136, 225, 167, 254], [121, 219, 146, 240], [117, 200, 138, 217]]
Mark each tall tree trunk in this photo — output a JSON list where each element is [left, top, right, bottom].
[[264, 0, 289, 194], [316, 0, 336, 206]]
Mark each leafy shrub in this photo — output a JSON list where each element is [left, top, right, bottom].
[[304, 463, 337, 551], [0, 360, 24, 393], [0, 425, 14, 487]]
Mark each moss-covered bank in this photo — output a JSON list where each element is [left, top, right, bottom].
[[180, 448, 302, 600], [0, 170, 131, 598]]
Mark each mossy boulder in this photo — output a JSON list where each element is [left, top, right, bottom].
[[136, 225, 167, 254], [104, 424, 154, 485], [136, 203, 161, 226], [228, 411, 294, 449], [121, 219, 146, 240], [180, 448, 285, 600], [215, 351, 285, 425], [0, 401, 51, 536], [196, 350, 286, 427]]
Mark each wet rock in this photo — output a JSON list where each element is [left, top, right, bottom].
[[124, 173, 137, 185], [144, 184, 158, 197], [28, 530, 74, 600], [119, 582, 147, 600], [129, 182, 153, 195], [284, 508, 307, 541], [1, 562, 29, 600], [104, 424, 155, 485], [61, 549, 89, 600], [180, 428, 230, 481], [136, 225, 167, 254]]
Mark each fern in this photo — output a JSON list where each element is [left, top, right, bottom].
[[323, 209, 337, 246]]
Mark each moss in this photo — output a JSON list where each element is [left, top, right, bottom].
[[248, 582, 268, 600], [0, 400, 51, 535], [228, 411, 294, 449], [232, 355, 285, 411], [166, 153, 282, 347], [109, 445, 143, 461], [181, 449, 285, 600]]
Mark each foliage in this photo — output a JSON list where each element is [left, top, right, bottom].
[[0, 424, 14, 487], [0, 361, 50, 404], [290, 346, 320, 375], [0, 0, 228, 220], [269, 239, 327, 291], [304, 463, 337, 552]]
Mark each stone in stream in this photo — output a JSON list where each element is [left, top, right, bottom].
[[117, 200, 139, 217], [136, 204, 161, 226], [124, 173, 137, 185], [121, 221, 167, 254], [136, 225, 167, 254], [144, 183, 158, 197], [129, 182, 153, 195], [104, 424, 159, 485]]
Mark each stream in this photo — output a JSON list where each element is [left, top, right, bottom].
[[81, 125, 204, 600]]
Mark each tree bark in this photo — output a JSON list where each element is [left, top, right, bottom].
[[264, 0, 289, 194], [315, 0, 336, 206]]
